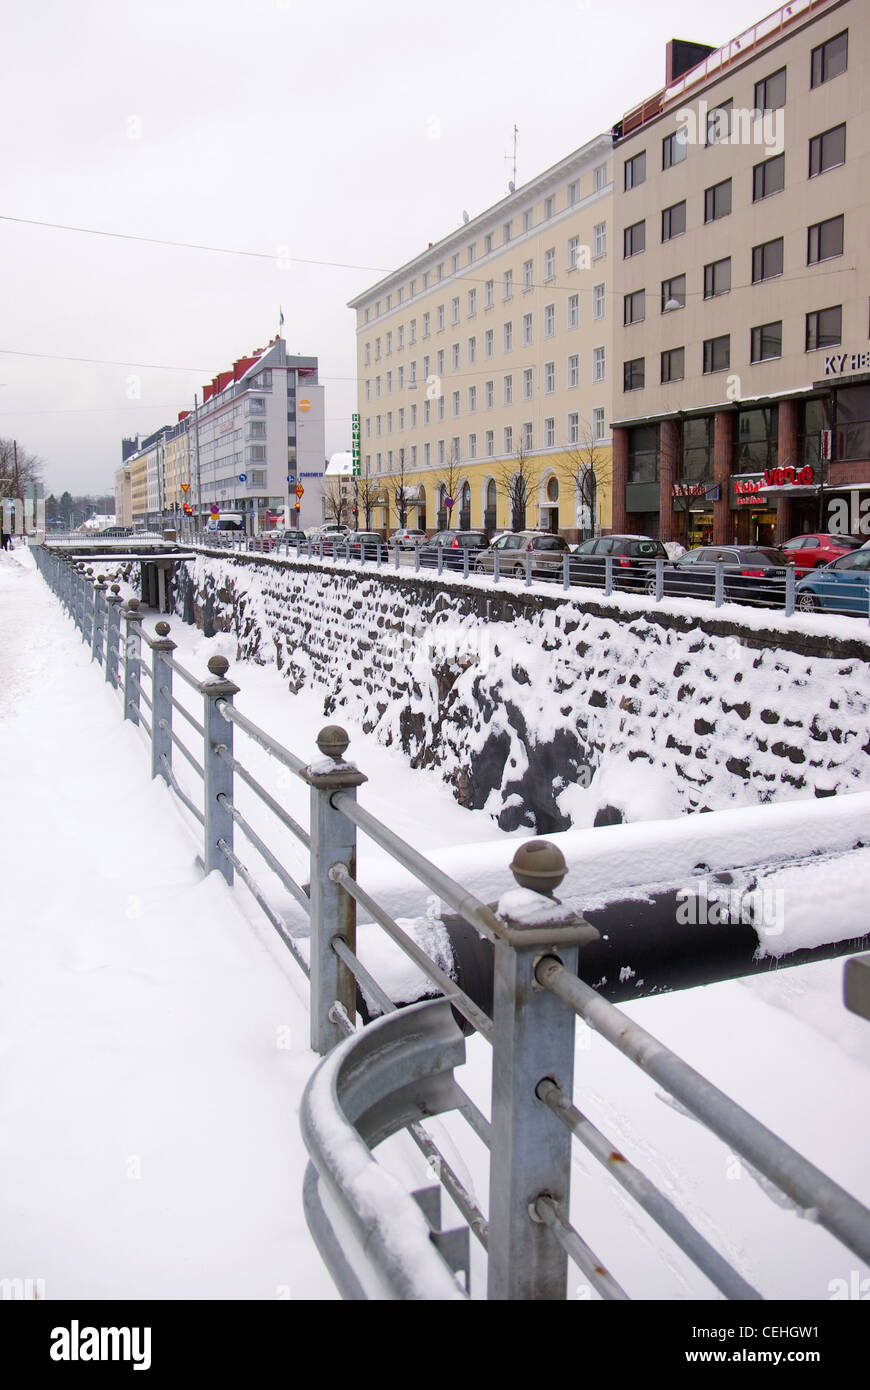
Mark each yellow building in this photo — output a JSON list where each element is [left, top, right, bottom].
[[164, 414, 191, 512], [349, 133, 615, 539]]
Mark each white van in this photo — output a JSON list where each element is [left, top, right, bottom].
[[205, 511, 245, 532]]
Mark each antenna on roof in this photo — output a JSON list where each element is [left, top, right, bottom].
[[504, 123, 518, 192], [462, 210, 470, 224]]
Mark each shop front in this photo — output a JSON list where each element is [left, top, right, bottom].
[[730, 467, 818, 545], [671, 481, 718, 548]]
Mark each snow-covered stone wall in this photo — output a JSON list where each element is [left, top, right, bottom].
[[173, 551, 870, 833]]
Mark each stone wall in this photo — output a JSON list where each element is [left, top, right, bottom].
[[172, 551, 870, 833]]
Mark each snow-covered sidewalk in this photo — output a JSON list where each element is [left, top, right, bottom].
[[0, 547, 334, 1299]]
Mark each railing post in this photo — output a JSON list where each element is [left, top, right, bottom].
[[123, 599, 142, 725], [150, 621, 177, 784], [655, 555, 664, 602], [524, 552, 532, 587], [302, 726, 368, 1056], [604, 554, 613, 596], [714, 561, 725, 608], [493, 549, 500, 584], [784, 564, 796, 617], [105, 585, 122, 687], [487, 841, 598, 1301], [91, 575, 107, 663], [198, 654, 239, 884], [562, 552, 570, 591]]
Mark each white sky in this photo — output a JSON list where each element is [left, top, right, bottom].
[[1, 0, 771, 496]]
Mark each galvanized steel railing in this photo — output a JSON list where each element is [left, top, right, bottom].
[[30, 541, 870, 1300]]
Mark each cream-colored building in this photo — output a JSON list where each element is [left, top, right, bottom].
[[611, 0, 870, 547], [164, 415, 191, 512], [114, 464, 132, 527], [349, 133, 615, 539]]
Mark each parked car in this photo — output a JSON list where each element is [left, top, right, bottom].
[[99, 525, 133, 538], [388, 527, 426, 549], [653, 545, 791, 606], [795, 546, 870, 615], [347, 530, 383, 561], [306, 523, 350, 541], [778, 532, 863, 577], [569, 534, 668, 592], [417, 529, 490, 570], [474, 530, 571, 580]]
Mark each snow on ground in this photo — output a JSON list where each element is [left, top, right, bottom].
[[4, 542, 870, 1301]]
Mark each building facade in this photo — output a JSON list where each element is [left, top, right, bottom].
[[611, 0, 870, 547], [349, 134, 615, 539]]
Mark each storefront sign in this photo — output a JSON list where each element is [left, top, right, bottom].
[[672, 482, 721, 500], [824, 352, 870, 377], [733, 467, 815, 498]]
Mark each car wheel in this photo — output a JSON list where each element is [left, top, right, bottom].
[[644, 577, 657, 597], [475, 561, 487, 574], [514, 565, 525, 578], [797, 591, 819, 612]]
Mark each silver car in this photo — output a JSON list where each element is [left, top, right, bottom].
[[474, 530, 571, 580]]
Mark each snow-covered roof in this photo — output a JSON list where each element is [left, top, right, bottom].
[[326, 452, 354, 476]]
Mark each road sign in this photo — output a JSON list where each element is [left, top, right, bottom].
[[295, 485, 304, 498], [239, 473, 247, 482], [445, 496, 454, 509], [181, 483, 190, 493], [287, 474, 296, 485]]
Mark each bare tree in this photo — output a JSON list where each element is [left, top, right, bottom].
[[434, 444, 466, 530], [356, 473, 383, 530], [389, 447, 411, 529], [559, 419, 612, 540], [498, 436, 535, 532], [323, 478, 350, 526], [0, 437, 42, 499]]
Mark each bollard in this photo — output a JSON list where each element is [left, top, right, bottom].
[[105, 585, 122, 687], [487, 840, 598, 1301], [198, 654, 239, 884], [123, 599, 142, 724], [302, 726, 368, 1056], [150, 620, 177, 784], [91, 576, 107, 664]]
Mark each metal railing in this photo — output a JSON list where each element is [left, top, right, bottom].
[[187, 534, 870, 624], [31, 541, 870, 1300]]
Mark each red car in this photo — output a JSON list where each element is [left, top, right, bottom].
[[779, 533, 863, 577]]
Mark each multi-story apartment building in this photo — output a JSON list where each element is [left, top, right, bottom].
[[123, 337, 326, 532], [114, 461, 132, 527], [349, 134, 614, 539], [611, 0, 870, 547]]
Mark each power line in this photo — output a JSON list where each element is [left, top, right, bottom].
[[0, 348, 210, 372]]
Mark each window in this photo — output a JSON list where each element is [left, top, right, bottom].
[[422, 312, 430, 338], [410, 405, 417, 427], [567, 180, 579, 205], [386, 411, 393, 433], [364, 380, 371, 401], [753, 152, 785, 200], [523, 259, 533, 290], [661, 273, 686, 312], [452, 253, 460, 274], [386, 331, 393, 354], [436, 349, 445, 375], [624, 290, 645, 325], [422, 272, 429, 289], [811, 30, 847, 88], [704, 257, 731, 298], [662, 129, 687, 168], [468, 244, 476, 264], [437, 263, 444, 281], [468, 288, 477, 315], [523, 210, 533, 234], [503, 270, 513, 300], [544, 194, 555, 219], [544, 361, 555, 394], [503, 321, 513, 351], [409, 319, 417, 344], [752, 237, 783, 283], [704, 179, 732, 222], [594, 163, 607, 191], [661, 347, 685, 383], [567, 354, 579, 387], [593, 408, 605, 440], [375, 376, 381, 397], [410, 444, 417, 465], [545, 417, 556, 447], [751, 322, 782, 362], [485, 328, 494, 358], [386, 370, 393, 392], [544, 303, 555, 337], [522, 312, 533, 346], [452, 343, 460, 370], [522, 422, 533, 451], [754, 66, 786, 111], [468, 336, 477, 364], [503, 221, 512, 244], [451, 297, 460, 325], [437, 396, 445, 421], [624, 220, 645, 257], [376, 415, 382, 435], [522, 367, 533, 400], [592, 346, 606, 382], [397, 326, 404, 350], [593, 283, 606, 319], [703, 335, 730, 373], [662, 200, 686, 240], [568, 235, 580, 268], [485, 380, 494, 409], [706, 100, 733, 145], [809, 124, 846, 177], [503, 374, 513, 405], [624, 358, 645, 391], [424, 442, 431, 467], [484, 233, 493, 255], [544, 248, 556, 280], [567, 293, 579, 328], [364, 342, 371, 366], [397, 365, 404, 389], [468, 385, 477, 412], [593, 222, 606, 258], [422, 354, 430, 379], [485, 430, 494, 457], [808, 215, 844, 264], [438, 440, 445, 464], [504, 426, 513, 453], [806, 306, 842, 351], [375, 337, 381, 360], [485, 279, 494, 308], [424, 400, 431, 425], [468, 433, 477, 459], [437, 305, 445, 331], [568, 412, 580, 444], [624, 151, 646, 189]]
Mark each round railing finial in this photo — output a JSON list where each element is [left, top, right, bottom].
[[155, 621, 170, 637], [509, 839, 568, 896], [207, 655, 229, 677], [316, 725, 350, 761]]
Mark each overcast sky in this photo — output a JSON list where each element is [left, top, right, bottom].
[[1, 0, 771, 498]]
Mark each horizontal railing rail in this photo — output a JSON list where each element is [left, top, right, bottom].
[[30, 539, 870, 1301]]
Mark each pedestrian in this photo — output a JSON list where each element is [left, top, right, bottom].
[[1, 527, 11, 551]]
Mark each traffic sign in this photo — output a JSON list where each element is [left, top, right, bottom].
[[239, 473, 248, 482], [445, 496, 454, 509], [181, 483, 190, 493], [295, 485, 304, 498], [287, 474, 296, 485]]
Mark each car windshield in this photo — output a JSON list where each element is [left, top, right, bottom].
[[752, 549, 788, 565], [533, 536, 567, 550], [628, 540, 666, 557]]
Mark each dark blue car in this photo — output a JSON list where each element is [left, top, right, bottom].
[[795, 546, 870, 615]]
